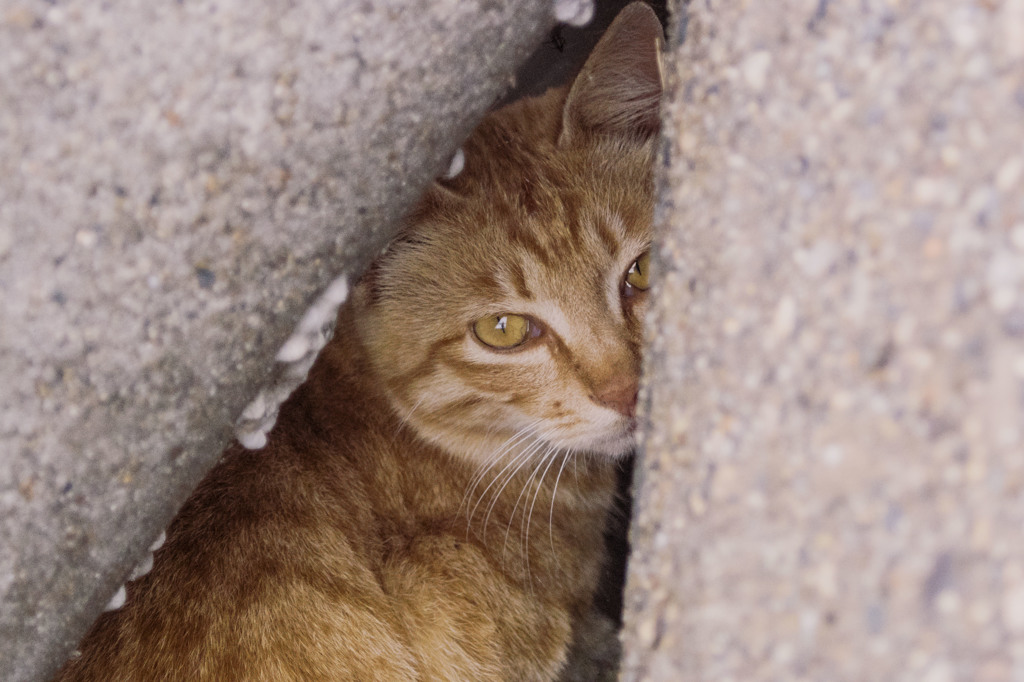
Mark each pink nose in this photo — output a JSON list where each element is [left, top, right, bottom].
[[592, 375, 639, 418]]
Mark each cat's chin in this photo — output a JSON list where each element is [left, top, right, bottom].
[[559, 419, 637, 459], [586, 431, 637, 459]]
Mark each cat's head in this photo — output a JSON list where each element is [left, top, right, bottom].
[[355, 3, 663, 466]]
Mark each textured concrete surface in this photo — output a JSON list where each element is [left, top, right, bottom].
[[623, 0, 1024, 679], [0, 2, 552, 680]]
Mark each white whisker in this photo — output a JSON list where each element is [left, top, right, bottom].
[[548, 449, 574, 556], [521, 444, 563, 586], [460, 424, 533, 513], [465, 421, 539, 498], [502, 440, 558, 587], [462, 420, 544, 529], [486, 436, 548, 538], [388, 395, 427, 449]]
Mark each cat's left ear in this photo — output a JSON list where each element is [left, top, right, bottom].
[[559, 2, 664, 147]]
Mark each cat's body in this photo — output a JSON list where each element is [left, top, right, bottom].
[[61, 312, 615, 680], [57, 4, 662, 680]]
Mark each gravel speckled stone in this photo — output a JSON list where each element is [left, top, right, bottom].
[[622, 0, 1024, 678], [0, 2, 551, 680]]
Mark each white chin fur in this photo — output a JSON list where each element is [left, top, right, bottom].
[[556, 422, 636, 458]]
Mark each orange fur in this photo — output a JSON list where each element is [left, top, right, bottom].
[[56, 4, 662, 680]]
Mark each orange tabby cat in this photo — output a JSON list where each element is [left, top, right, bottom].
[[56, 4, 662, 680]]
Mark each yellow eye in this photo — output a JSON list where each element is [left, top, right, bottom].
[[473, 314, 532, 349], [625, 251, 651, 291]]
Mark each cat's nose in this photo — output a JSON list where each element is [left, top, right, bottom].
[[592, 375, 639, 418]]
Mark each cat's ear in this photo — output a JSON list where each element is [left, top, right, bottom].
[[559, 2, 664, 147]]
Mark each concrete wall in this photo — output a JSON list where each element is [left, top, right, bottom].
[[622, 0, 1024, 679], [0, 2, 552, 680]]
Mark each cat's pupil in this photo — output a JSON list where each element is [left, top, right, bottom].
[[473, 313, 532, 349]]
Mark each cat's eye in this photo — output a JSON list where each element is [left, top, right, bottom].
[[625, 251, 651, 291], [473, 314, 532, 349]]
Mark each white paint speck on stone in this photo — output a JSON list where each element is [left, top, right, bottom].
[[298, 301, 333, 335], [275, 335, 309, 363], [103, 584, 126, 612], [442, 148, 465, 180], [237, 429, 268, 450], [553, 0, 594, 27], [246, 276, 349, 447], [323, 277, 349, 306], [241, 392, 267, 421], [128, 552, 153, 581], [149, 530, 166, 552]]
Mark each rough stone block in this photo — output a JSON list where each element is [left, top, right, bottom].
[[622, 0, 1024, 678], [0, 2, 551, 680]]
